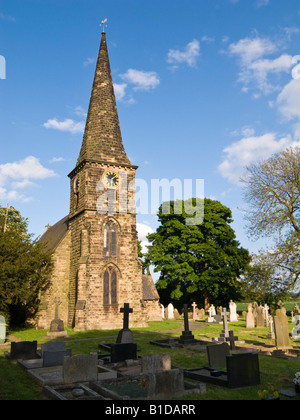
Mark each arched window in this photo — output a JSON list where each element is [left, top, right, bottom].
[[103, 222, 118, 257], [103, 267, 118, 305]]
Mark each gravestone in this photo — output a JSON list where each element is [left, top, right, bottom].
[[207, 343, 230, 369], [167, 303, 174, 320], [263, 304, 270, 327], [147, 369, 185, 399], [229, 300, 238, 322], [116, 303, 134, 344], [192, 302, 199, 320], [63, 354, 98, 384], [217, 308, 230, 342], [256, 306, 265, 328], [291, 316, 300, 339], [179, 304, 196, 345], [10, 341, 39, 360], [174, 308, 181, 319], [160, 304, 165, 319], [207, 305, 216, 323], [226, 330, 239, 351], [226, 353, 260, 388], [246, 304, 255, 329], [43, 349, 72, 368], [110, 343, 137, 363], [274, 307, 291, 350], [0, 315, 6, 344], [141, 354, 171, 373], [41, 341, 72, 368], [47, 297, 67, 338], [267, 315, 275, 339]]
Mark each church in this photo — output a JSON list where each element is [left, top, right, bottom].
[[37, 30, 162, 331]]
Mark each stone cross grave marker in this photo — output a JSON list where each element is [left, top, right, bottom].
[[179, 304, 196, 345], [226, 330, 239, 351], [268, 315, 275, 339], [192, 302, 199, 320], [221, 308, 230, 338], [116, 303, 134, 344], [54, 296, 62, 320], [120, 303, 132, 330]]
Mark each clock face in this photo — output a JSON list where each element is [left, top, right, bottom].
[[103, 171, 119, 188]]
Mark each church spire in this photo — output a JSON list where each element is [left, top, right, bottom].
[[76, 30, 132, 168]]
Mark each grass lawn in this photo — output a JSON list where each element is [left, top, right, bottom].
[[1, 317, 300, 400]]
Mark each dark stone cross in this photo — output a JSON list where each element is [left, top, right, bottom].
[[116, 303, 134, 344], [120, 303, 133, 330], [226, 330, 239, 351], [179, 304, 196, 345]]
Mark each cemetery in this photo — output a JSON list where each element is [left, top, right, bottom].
[[1, 301, 300, 400]]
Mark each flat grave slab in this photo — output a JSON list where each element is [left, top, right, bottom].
[[43, 383, 106, 400]]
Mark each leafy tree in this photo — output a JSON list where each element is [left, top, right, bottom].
[[242, 252, 289, 306], [0, 206, 53, 327], [241, 146, 300, 290], [146, 198, 250, 310]]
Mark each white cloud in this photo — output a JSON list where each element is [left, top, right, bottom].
[[167, 39, 200, 69], [228, 37, 276, 65], [137, 223, 154, 253], [0, 156, 56, 203], [256, 0, 270, 8], [114, 83, 128, 101], [120, 69, 160, 91], [218, 133, 295, 184], [43, 118, 85, 134], [277, 79, 300, 121], [227, 36, 293, 94], [83, 57, 95, 67], [49, 157, 67, 164]]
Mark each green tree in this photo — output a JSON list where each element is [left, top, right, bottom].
[[241, 146, 300, 290], [146, 198, 250, 310], [242, 252, 289, 306], [0, 206, 53, 327]]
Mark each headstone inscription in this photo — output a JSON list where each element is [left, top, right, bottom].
[[274, 307, 291, 350], [116, 303, 134, 344]]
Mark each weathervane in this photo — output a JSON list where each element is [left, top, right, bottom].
[[101, 18, 108, 33]]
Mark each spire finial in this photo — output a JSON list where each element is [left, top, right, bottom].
[[100, 19, 108, 33]]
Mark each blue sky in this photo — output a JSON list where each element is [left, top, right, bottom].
[[1, 0, 300, 262]]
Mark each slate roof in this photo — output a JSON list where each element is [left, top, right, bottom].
[[142, 273, 160, 301], [39, 215, 69, 252]]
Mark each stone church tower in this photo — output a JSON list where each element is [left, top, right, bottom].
[[37, 31, 161, 330]]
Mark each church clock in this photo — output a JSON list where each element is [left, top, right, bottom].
[[103, 171, 119, 188]]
